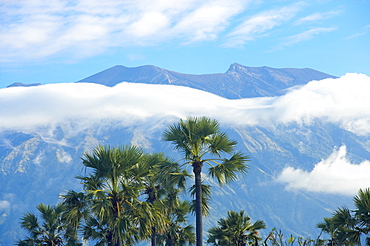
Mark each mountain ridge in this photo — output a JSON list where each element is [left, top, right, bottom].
[[77, 63, 337, 98]]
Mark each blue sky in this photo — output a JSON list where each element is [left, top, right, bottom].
[[0, 0, 369, 88]]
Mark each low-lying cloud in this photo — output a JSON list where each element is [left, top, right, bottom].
[[277, 146, 370, 196], [1, 73, 370, 196], [1, 73, 370, 137]]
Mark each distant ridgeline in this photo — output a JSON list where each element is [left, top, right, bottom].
[[7, 82, 41, 88], [77, 63, 337, 98]]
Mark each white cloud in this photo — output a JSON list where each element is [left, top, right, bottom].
[[0, 200, 11, 211], [277, 146, 370, 196], [295, 10, 342, 25], [56, 149, 72, 164], [172, 0, 245, 43], [344, 24, 370, 40], [273, 73, 370, 135], [0, 73, 369, 137], [278, 27, 337, 48], [0, 0, 247, 62], [224, 3, 303, 47], [0, 0, 348, 61]]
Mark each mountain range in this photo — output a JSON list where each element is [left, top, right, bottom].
[[77, 63, 336, 98], [0, 64, 366, 245]]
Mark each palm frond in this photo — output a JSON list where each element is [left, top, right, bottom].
[[354, 188, 370, 227], [208, 152, 249, 185], [208, 132, 237, 156], [20, 213, 39, 234]]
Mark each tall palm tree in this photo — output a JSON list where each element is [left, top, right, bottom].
[[16, 203, 69, 246], [78, 145, 166, 246], [207, 210, 266, 246], [163, 116, 250, 246], [189, 183, 212, 217]]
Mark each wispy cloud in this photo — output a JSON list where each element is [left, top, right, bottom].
[[344, 24, 370, 39], [0, 0, 348, 62], [0, 0, 247, 62], [273, 27, 337, 50], [295, 10, 342, 25], [224, 3, 303, 47], [277, 146, 370, 196]]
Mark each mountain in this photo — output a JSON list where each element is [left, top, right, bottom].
[[78, 63, 337, 98], [0, 64, 366, 245]]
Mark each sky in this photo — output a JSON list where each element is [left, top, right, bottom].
[[0, 0, 370, 88], [1, 73, 370, 196]]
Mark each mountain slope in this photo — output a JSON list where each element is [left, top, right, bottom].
[[0, 120, 360, 245], [78, 63, 336, 98]]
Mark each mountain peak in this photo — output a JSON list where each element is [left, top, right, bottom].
[[226, 63, 252, 73]]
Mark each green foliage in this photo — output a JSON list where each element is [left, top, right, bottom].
[[164, 116, 250, 246], [264, 228, 316, 246], [156, 190, 196, 246], [16, 203, 80, 246], [17, 144, 194, 246], [207, 210, 266, 246], [189, 183, 212, 216], [317, 188, 370, 246], [16, 117, 251, 246], [163, 117, 250, 185]]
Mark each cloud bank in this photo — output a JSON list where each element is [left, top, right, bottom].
[[1, 73, 370, 196], [1, 73, 370, 137], [277, 146, 370, 196]]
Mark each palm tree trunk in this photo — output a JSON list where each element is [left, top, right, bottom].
[[167, 233, 173, 246], [151, 226, 156, 246], [193, 161, 203, 246], [113, 241, 122, 246]]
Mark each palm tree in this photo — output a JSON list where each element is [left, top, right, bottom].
[[78, 145, 166, 246], [163, 116, 250, 246], [16, 203, 69, 246], [189, 183, 212, 217], [317, 217, 337, 246], [321, 188, 370, 246], [207, 210, 266, 246], [330, 207, 360, 245], [139, 152, 190, 246], [156, 189, 196, 246], [354, 188, 370, 238], [61, 190, 89, 245]]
